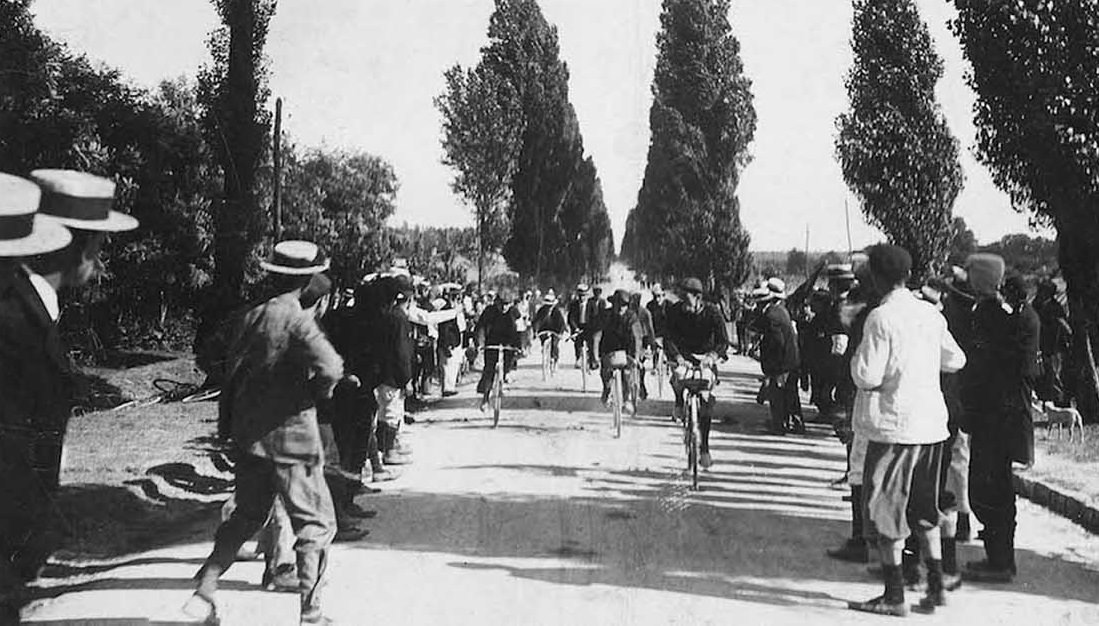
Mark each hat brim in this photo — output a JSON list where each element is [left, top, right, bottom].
[[260, 259, 331, 275], [49, 210, 138, 233], [0, 215, 73, 257]]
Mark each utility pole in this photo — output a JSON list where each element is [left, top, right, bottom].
[[844, 195, 853, 261], [272, 97, 283, 240]]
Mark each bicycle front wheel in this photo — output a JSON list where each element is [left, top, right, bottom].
[[613, 370, 623, 439], [687, 395, 700, 490], [581, 343, 589, 393], [493, 368, 503, 428]]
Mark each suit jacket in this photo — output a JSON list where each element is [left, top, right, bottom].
[[0, 264, 73, 490], [751, 301, 800, 376], [221, 291, 344, 464]]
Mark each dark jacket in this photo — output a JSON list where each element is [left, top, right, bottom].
[[647, 299, 669, 338], [476, 302, 520, 348], [534, 303, 568, 334], [567, 296, 597, 330], [595, 308, 641, 357], [664, 300, 729, 363], [961, 297, 1040, 433], [220, 291, 344, 464], [751, 301, 800, 376], [0, 265, 73, 490], [377, 303, 414, 389]]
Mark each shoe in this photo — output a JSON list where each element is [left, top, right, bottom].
[[372, 468, 399, 482], [443, 390, 458, 397], [182, 591, 220, 625], [699, 452, 713, 469], [963, 560, 1014, 583], [261, 564, 298, 592], [301, 608, 335, 625], [343, 502, 377, 519], [826, 539, 868, 563], [601, 391, 611, 406], [847, 595, 908, 617], [383, 450, 413, 465], [942, 572, 962, 592], [334, 525, 370, 543], [479, 399, 489, 413], [623, 401, 635, 415], [917, 587, 946, 612]]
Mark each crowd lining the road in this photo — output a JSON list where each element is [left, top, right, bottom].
[[0, 169, 1077, 622]]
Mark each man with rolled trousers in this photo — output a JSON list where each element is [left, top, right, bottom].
[[0, 170, 138, 621], [185, 240, 343, 626]]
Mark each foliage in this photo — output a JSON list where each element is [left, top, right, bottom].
[[279, 145, 398, 288], [621, 0, 756, 289], [451, 0, 615, 288], [836, 0, 964, 279], [388, 225, 479, 286], [0, 3, 218, 353], [952, 0, 1099, 421], [196, 0, 277, 317], [979, 234, 1058, 279], [946, 216, 977, 267], [785, 248, 808, 276], [434, 63, 522, 287]]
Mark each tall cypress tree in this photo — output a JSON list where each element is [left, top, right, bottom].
[[478, 0, 612, 287], [623, 0, 756, 288], [836, 0, 964, 279]]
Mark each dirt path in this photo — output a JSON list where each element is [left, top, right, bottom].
[[23, 354, 1099, 625]]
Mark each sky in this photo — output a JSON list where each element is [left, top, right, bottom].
[[31, 0, 1041, 252]]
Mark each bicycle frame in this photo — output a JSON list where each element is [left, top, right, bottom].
[[678, 361, 714, 491], [482, 345, 520, 428], [537, 331, 559, 381]]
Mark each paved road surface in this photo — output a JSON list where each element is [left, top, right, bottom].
[[23, 354, 1099, 625]]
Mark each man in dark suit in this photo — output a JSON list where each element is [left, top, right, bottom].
[[750, 278, 802, 435], [1, 170, 138, 621]]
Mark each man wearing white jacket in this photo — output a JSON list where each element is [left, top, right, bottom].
[[847, 245, 967, 618]]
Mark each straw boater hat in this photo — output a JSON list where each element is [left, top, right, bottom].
[[0, 173, 72, 257], [30, 169, 138, 232], [260, 240, 330, 275]]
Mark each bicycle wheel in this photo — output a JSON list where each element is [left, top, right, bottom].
[[492, 365, 503, 428], [687, 395, 700, 490], [656, 351, 665, 399], [629, 364, 639, 417], [542, 340, 550, 381], [581, 343, 589, 393], [613, 369, 623, 438]]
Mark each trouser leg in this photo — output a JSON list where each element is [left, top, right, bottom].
[[699, 395, 713, 452], [969, 433, 1017, 571], [767, 376, 787, 432], [276, 461, 336, 616], [199, 454, 278, 591]]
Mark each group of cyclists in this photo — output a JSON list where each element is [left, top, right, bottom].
[[466, 277, 730, 472]]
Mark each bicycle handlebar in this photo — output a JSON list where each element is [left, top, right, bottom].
[[480, 345, 523, 353]]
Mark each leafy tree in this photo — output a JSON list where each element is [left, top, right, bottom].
[[280, 146, 398, 288], [979, 234, 1058, 278], [435, 63, 523, 289], [197, 0, 276, 317], [388, 225, 479, 285], [559, 156, 614, 284], [836, 0, 964, 280], [622, 0, 756, 289], [946, 216, 977, 267], [951, 0, 1099, 420]]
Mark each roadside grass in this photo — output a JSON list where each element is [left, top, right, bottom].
[[1027, 423, 1099, 511]]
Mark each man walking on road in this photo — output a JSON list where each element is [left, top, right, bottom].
[[848, 245, 966, 617], [185, 241, 343, 626], [750, 278, 802, 435]]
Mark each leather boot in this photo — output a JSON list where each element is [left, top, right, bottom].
[[381, 424, 412, 466]]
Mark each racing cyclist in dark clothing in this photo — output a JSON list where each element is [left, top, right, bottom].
[[475, 292, 521, 412], [664, 277, 729, 469]]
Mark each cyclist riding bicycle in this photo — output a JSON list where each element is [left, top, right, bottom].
[[533, 290, 569, 367], [664, 277, 729, 469], [630, 292, 656, 400], [567, 283, 601, 370], [475, 291, 520, 413], [594, 289, 643, 414]]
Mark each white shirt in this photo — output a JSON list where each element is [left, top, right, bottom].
[[21, 264, 60, 322], [851, 288, 966, 445]]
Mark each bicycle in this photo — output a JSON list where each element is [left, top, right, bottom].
[[481, 345, 522, 428], [674, 357, 716, 491], [603, 351, 632, 439], [626, 353, 640, 418], [653, 342, 666, 400], [537, 331, 562, 381], [573, 331, 591, 393]]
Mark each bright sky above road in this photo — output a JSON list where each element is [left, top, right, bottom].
[[33, 0, 1041, 252]]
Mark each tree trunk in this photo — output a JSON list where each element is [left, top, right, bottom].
[[213, 0, 259, 312], [1057, 211, 1099, 423]]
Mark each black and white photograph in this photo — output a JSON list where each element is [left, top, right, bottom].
[[3, 0, 1099, 624]]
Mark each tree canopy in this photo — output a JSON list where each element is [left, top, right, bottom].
[[622, 0, 756, 289], [836, 0, 964, 280]]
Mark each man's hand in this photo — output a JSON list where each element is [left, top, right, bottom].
[[346, 374, 362, 388]]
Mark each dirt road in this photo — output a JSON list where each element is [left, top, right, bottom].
[[23, 353, 1099, 625]]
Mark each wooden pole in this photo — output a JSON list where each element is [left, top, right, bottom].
[[272, 97, 283, 240], [844, 195, 853, 261]]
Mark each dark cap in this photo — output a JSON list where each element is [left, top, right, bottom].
[[867, 244, 912, 285], [680, 277, 704, 294], [610, 289, 630, 306]]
